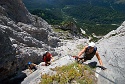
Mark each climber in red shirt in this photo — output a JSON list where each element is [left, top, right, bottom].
[[42, 52, 53, 66]]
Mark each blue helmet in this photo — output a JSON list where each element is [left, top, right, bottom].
[[28, 62, 31, 65]]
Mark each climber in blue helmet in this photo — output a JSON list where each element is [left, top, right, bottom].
[[28, 62, 31, 65], [27, 62, 37, 73]]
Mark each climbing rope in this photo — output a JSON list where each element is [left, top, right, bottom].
[[69, 55, 116, 84]]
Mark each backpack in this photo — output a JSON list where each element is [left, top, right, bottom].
[[42, 52, 51, 61], [84, 46, 97, 60], [87, 46, 97, 52], [42, 53, 46, 61]]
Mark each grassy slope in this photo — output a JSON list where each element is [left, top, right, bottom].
[[40, 62, 97, 84]]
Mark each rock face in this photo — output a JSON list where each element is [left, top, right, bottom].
[[1, 0, 125, 84], [0, 0, 60, 82], [0, 0, 48, 27], [0, 0, 30, 23], [0, 28, 16, 81], [21, 38, 89, 84], [96, 21, 125, 84]]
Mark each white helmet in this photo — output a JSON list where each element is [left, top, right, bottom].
[[88, 42, 95, 47]]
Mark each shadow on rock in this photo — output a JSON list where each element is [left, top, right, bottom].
[[0, 72, 27, 84], [88, 61, 107, 70], [88, 61, 97, 68]]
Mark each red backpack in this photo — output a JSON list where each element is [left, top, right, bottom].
[[43, 52, 52, 62]]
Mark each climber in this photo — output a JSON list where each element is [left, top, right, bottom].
[[27, 62, 37, 73], [42, 52, 54, 66], [75, 42, 104, 67]]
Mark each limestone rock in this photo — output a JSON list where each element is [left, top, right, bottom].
[[48, 36, 61, 48], [0, 0, 60, 82], [0, 28, 16, 81], [96, 21, 125, 84]]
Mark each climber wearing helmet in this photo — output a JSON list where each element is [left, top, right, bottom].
[[27, 62, 37, 73], [76, 42, 103, 66]]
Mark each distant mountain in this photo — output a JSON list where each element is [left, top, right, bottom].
[[23, 0, 125, 36], [23, 0, 125, 12]]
